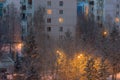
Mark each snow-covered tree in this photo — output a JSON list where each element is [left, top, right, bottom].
[[22, 27, 38, 79], [97, 58, 109, 80], [85, 58, 97, 80]]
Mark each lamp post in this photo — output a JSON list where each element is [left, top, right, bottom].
[[102, 29, 109, 38]]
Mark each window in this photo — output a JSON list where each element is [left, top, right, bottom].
[[115, 17, 119, 23], [47, 9, 52, 14], [59, 27, 63, 32], [97, 16, 100, 21], [22, 13, 26, 20], [47, 27, 51, 32], [28, 0, 32, 5], [117, 4, 119, 8], [89, 1, 94, 5], [116, 11, 119, 15], [59, 18, 64, 23], [59, 10, 63, 14], [47, 18, 51, 23], [59, 1, 63, 6], [47, 1, 51, 6], [22, 5, 26, 10]]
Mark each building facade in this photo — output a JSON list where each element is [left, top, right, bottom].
[[20, 0, 77, 40], [88, 0, 104, 25], [0, 0, 6, 17], [104, 0, 120, 29], [88, 0, 120, 30], [77, 2, 88, 16], [39, 0, 77, 40], [20, 0, 41, 40]]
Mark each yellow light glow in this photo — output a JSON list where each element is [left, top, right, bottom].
[[47, 9, 52, 14], [59, 18, 64, 23], [56, 50, 62, 56], [16, 43, 23, 51], [115, 17, 119, 23], [103, 31, 107, 35], [56, 50, 60, 53], [77, 54, 83, 59], [13, 73, 17, 76], [85, 6, 89, 16]]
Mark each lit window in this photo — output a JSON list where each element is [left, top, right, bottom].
[[115, 17, 119, 23], [47, 9, 52, 14], [85, 6, 88, 16], [59, 10, 63, 14], [59, 18, 64, 23], [47, 1, 51, 6], [59, 1, 63, 6], [47, 18, 51, 23]]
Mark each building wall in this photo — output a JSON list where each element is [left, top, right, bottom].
[[39, 0, 77, 39], [104, 0, 120, 29], [88, 0, 120, 30], [20, 0, 40, 40]]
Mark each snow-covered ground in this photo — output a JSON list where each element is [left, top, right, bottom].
[[107, 73, 120, 80]]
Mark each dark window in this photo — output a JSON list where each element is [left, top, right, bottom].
[[28, 0, 32, 5], [97, 16, 100, 20], [117, 4, 119, 8], [47, 18, 51, 23], [47, 27, 51, 32], [59, 27, 63, 32], [59, 10, 63, 14], [59, 1, 63, 6], [116, 11, 119, 15], [47, 1, 51, 6], [22, 5, 26, 10], [92, 7, 94, 11], [89, 1, 94, 5], [22, 13, 26, 20]]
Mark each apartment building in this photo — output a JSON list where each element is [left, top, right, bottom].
[[88, 0, 104, 25], [0, 0, 6, 16], [77, 2, 88, 16], [88, 0, 120, 30], [20, 0, 41, 40], [104, 0, 120, 29], [20, 0, 77, 40], [39, 0, 77, 40]]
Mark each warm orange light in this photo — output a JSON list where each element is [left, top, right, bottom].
[[13, 73, 17, 76], [59, 18, 64, 23], [85, 6, 89, 16], [56, 50, 62, 56], [77, 54, 83, 59], [47, 9, 52, 14], [103, 31, 107, 35], [17, 43, 23, 51], [102, 30, 108, 38], [115, 17, 119, 23]]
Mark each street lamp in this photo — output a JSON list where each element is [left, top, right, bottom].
[[102, 31, 108, 38], [16, 43, 23, 51], [77, 54, 83, 59]]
